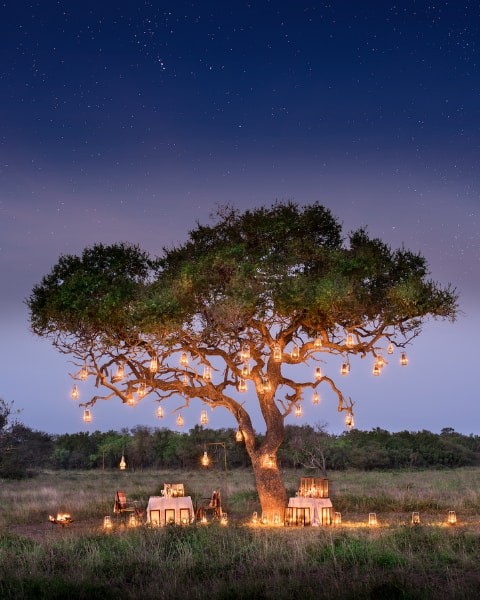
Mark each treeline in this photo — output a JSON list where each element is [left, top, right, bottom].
[[1, 422, 480, 479]]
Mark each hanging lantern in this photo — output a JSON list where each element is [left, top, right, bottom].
[[201, 451, 210, 467], [137, 382, 147, 398], [312, 391, 320, 405], [314, 366, 322, 381], [112, 362, 124, 383], [447, 510, 457, 525], [83, 408, 92, 423], [126, 391, 135, 406], [156, 406, 164, 419], [179, 352, 189, 367], [345, 412, 354, 429], [71, 384, 79, 400], [291, 345, 300, 360], [182, 371, 189, 386], [400, 352, 408, 366], [262, 376, 271, 393], [149, 355, 158, 373], [387, 343, 394, 355], [176, 414, 184, 427], [295, 405, 302, 418], [119, 454, 127, 470], [203, 365, 212, 382], [372, 362, 381, 376], [376, 354, 385, 367], [241, 363, 250, 378], [368, 513, 378, 527], [273, 344, 282, 362], [235, 429, 243, 442], [341, 362, 349, 376], [240, 342, 250, 361], [200, 409, 208, 425], [314, 335, 322, 350], [346, 333, 355, 348], [79, 363, 88, 381], [238, 378, 247, 393]]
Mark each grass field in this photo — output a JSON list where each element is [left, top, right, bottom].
[[1, 467, 480, 598]]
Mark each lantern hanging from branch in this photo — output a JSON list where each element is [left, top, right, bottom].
[[345, 412, 354, 429], [137, 382, 146, 398], [79, 363, 88, 381], [400, 352, 408, 366], [273, 344, 282, 362], [314, 366, 322, 381], [83, 408, 92, 423], [156, 406, 164, 419], [203, 366, 212, 382], [71, 384, 79, 400], [240, 342, 250, 361], [149, 355, 158, 373], [111, 362, 124, 383], [181, 371, 189, 386], [238, 378, 247, 393], [372, 363, 381, 376], [235, 429, 243, 442], [201, 451, 210, 467], [119, 454, 126, 470], [241, 363, 250, 378], [200, 409, 208, 425], [314, 335, 322, 350], [341, 362, 349, 376], [179, 352, 189, 367], [346, 333, 355, 348], [291, 345, 300, 360], [312, 391, 320, 405], [262, 376, 271, 393], [295, 404, 302, 418], [176, 414, 184, 428], [387, 343, 394, 355]]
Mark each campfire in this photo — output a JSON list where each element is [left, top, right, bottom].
[[49, 513, 73, 527]]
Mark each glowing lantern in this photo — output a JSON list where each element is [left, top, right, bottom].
[[203, 365, 212, 382], [346, 333, 355, 348], [241, 363, 250, 377], [387, 343, 394, 355], [400, 352, 408, 366], [156, 406, 164, 419], [341, 362, 349, 376], [179, 352, 189, 367], [334, 512, 342, 526], [126, 391, 135, 406], [273, 344, 282, 362], [345, 412, 354, 429], [201, 514, 208, 524], [201, 451, 210, 467], [447, 510, 457, 525], [220, 513, 228, 526], [182, 371, 189, 386], [252, 511, 258, 524], [411, 511, 420, 525], [376, 355, 385, 367], [312, 391, 320, 405], [291, 345, 300, 360], [368, 513, 378, 527], [149, 355, 158, 373], [103, 516, 112, 529], [314, 336, 322, 350], [266, 455, 275, 468], [128, 514, 137, 527], [71, 384, 79, 400], [262, 376, 271, 393], [372, 363, 381, 376], [240, 342, 250, 361], [79, 363, 88, 381], [314, 366, 322, 381], [273, 513, 280, 525], [137, 382, 146, 398], [112, 363, 124, 383], [119, 455, 126, 470], [295, 405, 302, 418], [200, 409, 208, 425], [238, 378, 247, 393], [83, 408, 92, 423], [176, 414, 184, 428], [235, 429, 243, 442]]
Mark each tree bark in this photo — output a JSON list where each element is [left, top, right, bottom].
[[249, 451, 288, 522]]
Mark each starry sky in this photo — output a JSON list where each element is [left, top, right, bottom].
[[1, 1, 479, 435]]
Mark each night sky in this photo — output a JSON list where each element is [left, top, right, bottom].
[[1, 1, 478, 435]]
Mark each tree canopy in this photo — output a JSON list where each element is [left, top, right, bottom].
[[27, 202, 458, 516]]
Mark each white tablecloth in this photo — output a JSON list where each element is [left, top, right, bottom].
[[288, 496, 333, 526], [146, 496, 194, 525]]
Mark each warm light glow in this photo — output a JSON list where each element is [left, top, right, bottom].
[[182, 371, 189, 386], [137, 382, 146, 398], [262, 376, 271, 393], [252, 511, 258, 524], [180, 352, 189, 367], [376, 354, 385, 367], [240, 342, 250, 361], [387, 343, 394, 355], [156, 406, 164, 419], [149, 355, 158, 373], [447, 510, 457, 525], [266, 455, 275, 468], [238, 378, 247, 393], [401, 352, 408, 366], [368, 512, 378, 527], [295, 404, 302, 418], [201, 514, 208, 524], [128, 514, 137, 527], [291, 344, 300, 360], [346, 333, 355, 348], [71, 384, 79, 400], [200, 409, 208, 425], [273, 513, 280, 525], [312, 391, 320, 405], [345, 412, 354, 429], [103, 515, 112, 529], [412, 511, 420, 525], [241, 362, 250, 377], [201, 451, 210, 467], [314, 336, 322, 350], [119, 455, 127, 470], [235, 429, 243, 442], [314, 366, 322, 381], [220, 513, 228, 525], [126, 391, 135, 406], [334, 512, 342, 525], [203, 365, 212, 381], [372, 362, 381, 376], [176, 414, 184, 427], [83, 408, 92, 423], [273, 344, 282, 362], [341, 362, 349, 376], [112, 362, 124, 383], [79, 364, 88, 381]]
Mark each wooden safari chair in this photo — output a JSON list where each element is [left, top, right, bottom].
[[114, 491, 143, 521], [195, 489, 222, 521]]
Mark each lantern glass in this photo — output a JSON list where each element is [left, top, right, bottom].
[[387, 343, 394, 355], [295, 405, 302, 418], [345, 412, 354, 429], [203, 366, 212, 381], [401, 352, 408, 366], [262, 376, 271, 393], [312, 391, 320, 405], [368, 512, 378, 526], [372, 363, 380, 376], [273, 344, 282, 362], [182, 371, 189, 386], [149, 355, 158, 373], [176, 414, 184, 427], [79, 364, 88, 381], [238, 378, 247, 393], [341, 362, 349, 375], [83, 408, 92, 423], [240, 342, 250, 361], [241, 363, 250, 377], [334, 512, 342, 525], [315, 366, 322, 381], [119, 455, 127, 470], [112, 363, 124, 383], [180, 352, 189, 367], [71, 384, 79, 400], [412, 511, 420, 525], [291, 345, 300, 360], [346, 333, 354, 348], [156, 406, 164, 419], [200, 409, 208, 425], [103, 515, 112, 529], [201, 451, 210, 467], [235, 429, 243, 442], [447, 510, 457, 525], [314, 336, 322, 350]]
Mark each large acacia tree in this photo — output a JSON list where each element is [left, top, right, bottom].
[[27, 202, 457, 518]]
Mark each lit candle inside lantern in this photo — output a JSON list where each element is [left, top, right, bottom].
[[314, 336, 322, 350], [315, 366, 322, 381], [71, 384, 79, 400], [295, 405, 302, 418], [200, 409, 208, 425], [312, 391, 320, 405], [447, 510, 457, 525], [273, 344, 282, 362], [156, 406, 164, 419], [103, 515, 112, 529], [345, 412, 354, 429], [341, 362, 349, 375], [346, 333, 355, 348], [238, 378, 247, 393], [368, 512, 378, 527], [203, 365, 212, 381], [83, 408, 92, 423], [176, 414, 184, 427], [179, 352, 189, 367], [387, 342, 394, 355], [79, 364, 88, 381], [411, 511, 420, 525], [149, 355, 158, 373], [291, 345, 300, 360], [400, 352, 408, 366], [201, 451, 210, 467]]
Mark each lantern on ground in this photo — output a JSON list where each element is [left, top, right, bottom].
[[200, 409, 208, 425], [71, 384, 79, 400], [401, 352, 408, 366], [291, 345, 300, 360], [180, 352, 189, 367], [252, 511, 258, 524], [368, 513, 378, 527], [334, 512, 342, 526], [411, 511, 420, 525], [273, 344, 282, 362], [128, 514, 137, 527], [103, 516, 112, 530], [220, 513, 228, 526], [156, 406, 164, 419], [273, 513, 280, 525], [447, 510, 457, 525], [312, 391, 320, 405], [83, 408, 92, 423]]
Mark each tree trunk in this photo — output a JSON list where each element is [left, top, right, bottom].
[[250, 452, 288, 522]]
